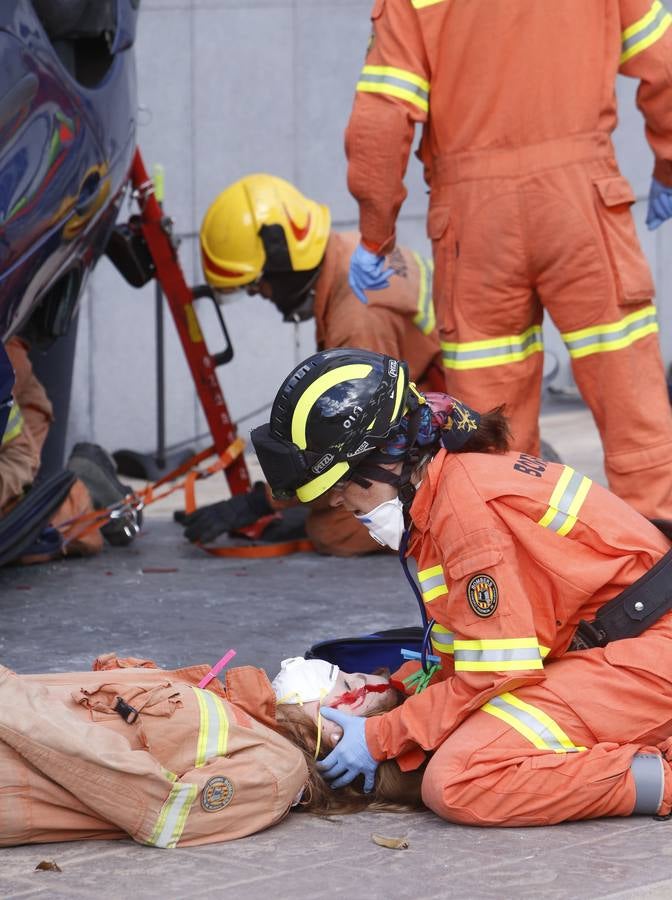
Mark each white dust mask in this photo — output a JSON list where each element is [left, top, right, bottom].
[[271, 657, 339, 705], [355, 495, 405, 550]]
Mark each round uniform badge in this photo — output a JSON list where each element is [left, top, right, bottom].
[[467, 574, 499, 618], [201, 776, 235, 812]]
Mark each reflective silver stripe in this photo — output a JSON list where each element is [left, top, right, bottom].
[[420, 572, 445, 592], [357, 71, 429, 106], [621, 1, 672, 64], [147, 782, 198, 849], [562, 308, 658, 358], [356, 65, 430, 115], [482, 692, 585, 752], [441, 325, 543, 370], [417, 564, 449, 602], [631, 753, 664, 814], [456, 648, 541, 663], [454, 639, 544, 672], [412, 252, 436, 335], [430, 625, 454, 653], [538, 465, 592, 537]]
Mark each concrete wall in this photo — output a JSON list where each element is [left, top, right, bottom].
[[67, 0, 672, 460]]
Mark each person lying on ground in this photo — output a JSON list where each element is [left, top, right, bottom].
[[0, 651, 417, 849]]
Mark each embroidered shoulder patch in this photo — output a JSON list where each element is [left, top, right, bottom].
[[201, 776, 234, 812], [467, 574, 498, 618]]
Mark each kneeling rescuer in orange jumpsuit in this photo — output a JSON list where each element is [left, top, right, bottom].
[[252, 348, 672, 825], [345, 0, 672, 521]]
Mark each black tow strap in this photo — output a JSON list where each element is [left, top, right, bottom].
[[570, 547, 672, 650]]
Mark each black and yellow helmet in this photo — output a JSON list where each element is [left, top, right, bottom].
[[251, 348, 409, 502]]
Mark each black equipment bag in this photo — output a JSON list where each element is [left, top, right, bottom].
[[306, 626, 424, 673]]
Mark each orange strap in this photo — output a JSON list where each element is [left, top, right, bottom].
[[59, 439, 246, 549], [197, 538, 314, 558], [59, 437, 314, 558]]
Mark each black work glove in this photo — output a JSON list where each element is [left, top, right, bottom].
[[178, 482, 272, 544]]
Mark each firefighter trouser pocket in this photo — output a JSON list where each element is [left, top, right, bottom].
[[427, 204, 457, 332], [593, 175, 655, 304]]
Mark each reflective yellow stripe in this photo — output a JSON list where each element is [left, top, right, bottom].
[[423, 583, 449, 602], [291, 364, 372, 449], [457, 638, 541, 650], [459, 664, 543, 674], [390, 365, 407, 423], [430, 623, 454, 654], [454, 638, 544, 672], [1, 402, 23, 445], [360, 64, 429, 93], [417, 563, 449, 603], [538, 465, 592, 537], [356, 81, 429, 113], [412, 0, 446, 7], [146, 782, 198, 848], [357, 65, 429, 113], [621, 1, 672, 63], [561, 306, 658, 359], [441, 325, 543, 370], [412, 252, 436, 335], [623, 0, 664, 38], [482, 691, 586, 753], [193, 687, 229, 768], [296, 461, 349, 503], [418, 564, 442, 579]]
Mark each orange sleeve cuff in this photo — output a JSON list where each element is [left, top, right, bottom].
[[396, 747, 427, 772], [365, 711, 427, 771], [390, 660, 422, 696], [654, 159, 672, 188], [360, 234, 396, 256]]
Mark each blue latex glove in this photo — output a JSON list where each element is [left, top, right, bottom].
[[646, 178, 672, 230], [316, 707, 379, 792], [348, 244, 395, 304]]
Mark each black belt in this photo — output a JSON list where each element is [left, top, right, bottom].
[[569, 546, 672, 650]]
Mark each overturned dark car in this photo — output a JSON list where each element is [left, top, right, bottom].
[[0, 0, 139, 344]]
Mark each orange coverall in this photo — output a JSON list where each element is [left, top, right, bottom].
[[1, 338, 101, 556], [345, 0, 672, 520], [299, 230, 443, 555], [365, 449, 672, 826], [0, 656, 307, 847]]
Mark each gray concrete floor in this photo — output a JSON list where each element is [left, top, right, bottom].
[[2, 402, 672, 900]]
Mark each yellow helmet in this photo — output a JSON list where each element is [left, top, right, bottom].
[[200, 174, 331, 289]]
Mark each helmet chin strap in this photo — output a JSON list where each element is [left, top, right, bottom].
[[348, 406, 425, 526], [283, 288, 316, 323], [269, 266, 321, 321]]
